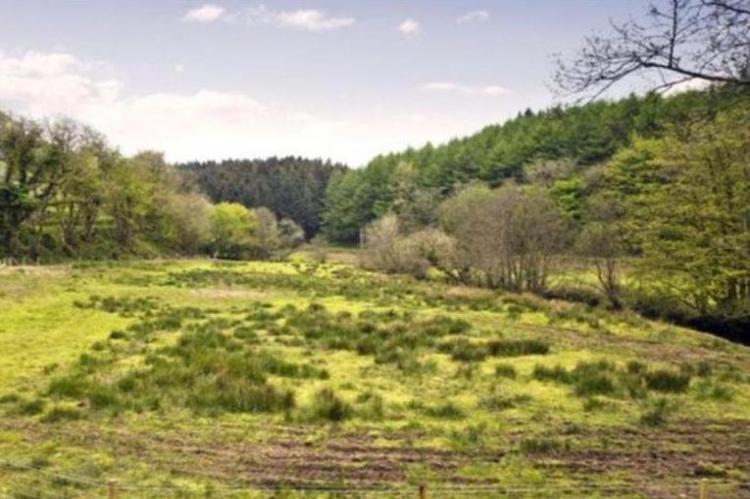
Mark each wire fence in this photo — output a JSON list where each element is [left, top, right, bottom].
[[2, 459, 746, 498]]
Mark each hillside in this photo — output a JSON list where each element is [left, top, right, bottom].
[[1, 256, 749, 496]]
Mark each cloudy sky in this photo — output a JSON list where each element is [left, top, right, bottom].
[[0, 0, 651, 166]]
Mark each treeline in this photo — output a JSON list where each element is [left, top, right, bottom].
[[0, 112, 304, 261], [179, 157, 346, 238], [347, 86, 750, 339]]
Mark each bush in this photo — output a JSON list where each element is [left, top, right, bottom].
[[310, 388, 352, 422]]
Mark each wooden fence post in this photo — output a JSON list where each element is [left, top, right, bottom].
[[699, 479, 708, 499], [107, 479, 117, 499], [419, 483, 426, 499]]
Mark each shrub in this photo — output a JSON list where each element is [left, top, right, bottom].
[[311, 388, 352, 422]]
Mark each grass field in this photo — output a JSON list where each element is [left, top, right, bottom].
[[1, 256, 749, 497]]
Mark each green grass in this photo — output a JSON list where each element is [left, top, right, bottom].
[[1, 257, 749, 497]]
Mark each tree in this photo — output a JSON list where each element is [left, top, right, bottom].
[[209, 202, 257, 259], [278, 218, 305, 248], [577, 195, 627, 308], [250, 207, 280, 259], [162, 193, 213, 254], [439, 183, 566, 291], [555, 0, 750, 98], [0, 116, 76, 258], [360, 214, 429, 277], [635, 110, 750, 318]]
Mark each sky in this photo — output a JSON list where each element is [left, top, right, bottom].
[[0, 0, 654, 167]]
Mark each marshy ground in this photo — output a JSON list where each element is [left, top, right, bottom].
[[1, 257, 749, 497]]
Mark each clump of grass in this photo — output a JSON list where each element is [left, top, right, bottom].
[[519, 437, 568, 454], [16, 398, 47, 416], [571, 361, 617, 397], [532, 364, 571, 383], [355, 391, 385, 421], [425, 401, 465, 419], [487, 339, 550, 357], [644, 370, 691, 393], [479, 393, 531, 411], [639, 397, 673, 427], [495, 363, 517, 379], [310, 388, 352, 422], [694, 379, 733, 401], [582, 397, 614, 412], [109, 330, 127, 340], [441, 338, 549, 363], [41, 406, 83, 423]]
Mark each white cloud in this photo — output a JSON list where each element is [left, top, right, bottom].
[[0, 50, 119, 117], [174, 63, 185, 73], [421, 81, 509, 96], [456, 10, 490, 25], [398, 19, 421, 37], [273, 9, 355, 31], [0, 48, 485, 166], [182, 4, 226, 23]]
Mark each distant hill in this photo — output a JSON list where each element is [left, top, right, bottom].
[[179, 157, 347, 238]]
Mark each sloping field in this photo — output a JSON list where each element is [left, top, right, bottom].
[[1, 259, 749, 497]]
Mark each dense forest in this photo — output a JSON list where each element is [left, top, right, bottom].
[[179, 158, 346, 238]]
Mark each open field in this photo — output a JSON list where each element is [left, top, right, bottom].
[[1, 257, 750, 497]]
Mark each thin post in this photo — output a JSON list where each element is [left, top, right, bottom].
[[107, 479, 117, 499], [699, 479, 708, 499], [419, 483, 426, 499]]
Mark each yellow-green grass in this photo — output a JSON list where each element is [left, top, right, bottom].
[[0, 258, 749, 497]]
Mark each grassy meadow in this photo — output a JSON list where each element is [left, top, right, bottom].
[[1, 255, 749, 497]]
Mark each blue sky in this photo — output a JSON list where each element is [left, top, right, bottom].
[[0, 0, 652, 166]]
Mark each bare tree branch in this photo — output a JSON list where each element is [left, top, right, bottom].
[[554, 0, 750, 99]]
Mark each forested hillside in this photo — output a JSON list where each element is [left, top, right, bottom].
[[323, 86, 750, 243], [180, 158, 346, 238]]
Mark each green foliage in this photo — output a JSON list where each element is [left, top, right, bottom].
[[209, 202, 257, 259]]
